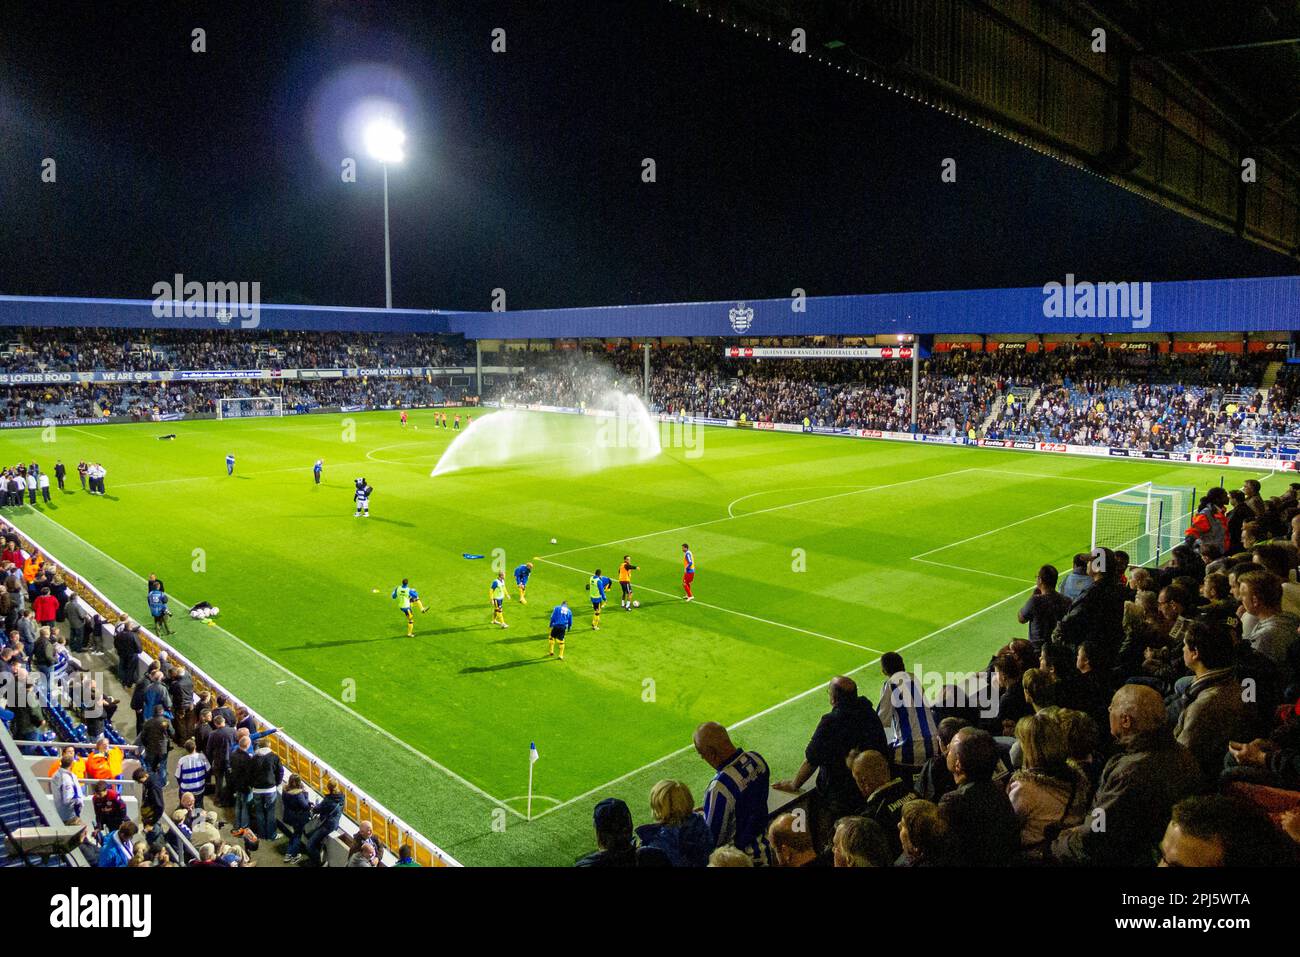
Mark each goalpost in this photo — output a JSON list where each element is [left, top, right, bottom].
[[216, 396, 284, 420], [1090, 481, 1195, 566]]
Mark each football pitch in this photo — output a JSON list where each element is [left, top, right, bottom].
[[0, 410, 1281, 865]]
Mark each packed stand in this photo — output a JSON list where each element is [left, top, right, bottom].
[[0, 329, 472, 374], [0, 378, 450, 422], [495, 343, 1289, 453], [0, 521, 418, 868]]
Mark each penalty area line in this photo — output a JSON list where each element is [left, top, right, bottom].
[[540, 466, 981, 560], [530, 581, 1033, 821], [533, 556, 884, 657]]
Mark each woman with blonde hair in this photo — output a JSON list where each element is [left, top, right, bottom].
[[1007, 708, 1090, 859], [634, 779, 712, 867]]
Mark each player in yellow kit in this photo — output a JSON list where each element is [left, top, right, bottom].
[[489, 572, 511, 628], [391, 578, 429, 637]]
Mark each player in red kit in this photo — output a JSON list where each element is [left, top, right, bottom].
[[400, 410, 408, 427], [681, 543, 695, 601]]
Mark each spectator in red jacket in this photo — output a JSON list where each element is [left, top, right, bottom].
[[32, 587, 59, 628]]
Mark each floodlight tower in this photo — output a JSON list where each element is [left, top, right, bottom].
[[363, 118, 406, 309]]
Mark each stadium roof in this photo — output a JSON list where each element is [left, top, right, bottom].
[[4, 273, 1300, 338]]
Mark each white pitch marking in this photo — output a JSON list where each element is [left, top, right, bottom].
[[909, 557, 1031, 583], [910, 503, 1081, 560], [9, 509, 525, 819], [530, 581, 1033, 820], [535, 556, 884, 656], [969, 467, 1145, 486], [541, 466, 980, 560]]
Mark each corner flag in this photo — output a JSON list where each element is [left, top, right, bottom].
[[527, 742, 540, 821]]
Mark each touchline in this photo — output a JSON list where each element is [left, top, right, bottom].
[[49, 888, 151, 938]]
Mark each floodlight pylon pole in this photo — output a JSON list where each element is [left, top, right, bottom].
[[910, 346, 919, 431], [382, 162, 393, 310]]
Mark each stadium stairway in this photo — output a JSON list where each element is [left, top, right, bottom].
[[1261, 360, 1284, 390], [978, 393, 1005, 436], [0, 722, 74, 866]]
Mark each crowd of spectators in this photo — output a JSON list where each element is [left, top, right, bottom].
[[494, 343, 1296, 453], [4, 332, 1295, 454], [570, 479, 1300, 867], [0, 520, 418, 868], [0, 378, 451, 422], [0, 329, 472, 373]]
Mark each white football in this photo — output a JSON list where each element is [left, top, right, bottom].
[[632, 600, 639, 608], [550, 538, 557, 544], [211, 607, 220, 616]]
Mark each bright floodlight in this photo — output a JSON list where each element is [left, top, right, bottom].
[[364, 118, 406, 163]]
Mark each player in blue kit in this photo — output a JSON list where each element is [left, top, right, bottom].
[[225, 453, 235, 476], [514, 562, 534, 604], [313, 459, 323, 485], [547, 600, 573, 660], [586, 569, 613, 631]]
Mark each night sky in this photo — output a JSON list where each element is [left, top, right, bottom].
[[0, 0, 1294, 312]]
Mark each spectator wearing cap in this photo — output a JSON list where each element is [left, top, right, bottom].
[[575, 798, 668, 867], [1059, 554, 1092, 602]]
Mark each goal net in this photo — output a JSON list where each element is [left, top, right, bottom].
[[1090, 482, 1195, 567], [216, 396, 284, 420]]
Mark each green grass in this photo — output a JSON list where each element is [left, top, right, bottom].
[[0, 410, 1282, 865]]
